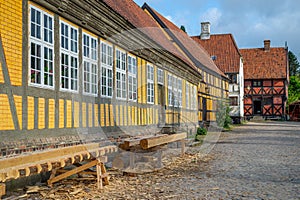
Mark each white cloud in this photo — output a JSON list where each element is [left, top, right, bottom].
[[200, 7, 222, 27], [165, 15, 173, 23]]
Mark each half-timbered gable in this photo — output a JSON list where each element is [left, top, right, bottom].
[[240, 40, 288, 119]]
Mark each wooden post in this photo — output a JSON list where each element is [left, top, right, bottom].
[[96, 159, 102, 190]]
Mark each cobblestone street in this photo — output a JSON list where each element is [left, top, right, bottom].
[[98, 121, 300, 199], [10, 121, 300, 199]]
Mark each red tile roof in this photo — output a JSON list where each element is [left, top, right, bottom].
[[102, 0, 197, 72], [240, 47, 288, 79], [141, 3, 225, 77], [191, 34, 241, 74]]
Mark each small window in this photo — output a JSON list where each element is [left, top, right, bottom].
[[263, 97, 273, 105], [116, 49, 126, 99], [253, 80, 262, 87], [101, 42, 113, 97], [83, 33, 97, 95], [157, 68, 164, 85], [147, 64, 154, 104], [128, 55, 137, 101], [29, 6, 54, 88], [60, 21, 78, 92], [230, 97, 238, 106], [186, 83, 189, 109]]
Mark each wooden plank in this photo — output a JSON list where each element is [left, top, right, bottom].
[[47, 160, 98, 186], [140, 132, 187, 149], [0, 143, 99, 170]]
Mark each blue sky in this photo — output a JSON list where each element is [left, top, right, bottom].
[[134, 0, 300, 58]]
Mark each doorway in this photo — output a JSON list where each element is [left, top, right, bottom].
[[253, 100, 262, 115]]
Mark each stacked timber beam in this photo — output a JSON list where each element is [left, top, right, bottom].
[[0, 143, 118, 197], [117, 132, 187, 174], [119, 132, 187, 151]]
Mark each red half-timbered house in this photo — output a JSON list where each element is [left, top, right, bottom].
[[240, 40, 289, 119]]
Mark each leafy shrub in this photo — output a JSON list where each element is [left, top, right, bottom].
[[195, 127, 207, 141]]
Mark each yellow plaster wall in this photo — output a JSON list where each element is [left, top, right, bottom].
[[0, 0, 22, 86], [48, 99, 55, 129], [0, 94, 14, 130], [38, 98, 45, 129]]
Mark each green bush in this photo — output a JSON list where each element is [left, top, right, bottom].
[[195, 127, 207, 141], [197, 127, 207, 135]]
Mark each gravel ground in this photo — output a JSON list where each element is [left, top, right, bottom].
[[6, 121, 300, 200]]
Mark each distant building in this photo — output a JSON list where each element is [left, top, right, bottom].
[[191, 22, 244, 123], [240, 40, 289, 119], [141, 6, 229, 125]]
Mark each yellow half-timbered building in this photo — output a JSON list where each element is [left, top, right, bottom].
[[0, 0, 229, 150]]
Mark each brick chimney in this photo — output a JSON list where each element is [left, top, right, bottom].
[[264, 40, 271, 51], [200, 22, 210, 40]]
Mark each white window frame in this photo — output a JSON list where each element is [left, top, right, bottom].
[[147, 64, 154, 104], [60, 21, 78, 92], [168, 74, 173, 106], [157, 68, 164, 85], [29, 6, 54, 89], [83, 33, 98, 96], [116, 49, 127, 100], [128, 55, 137, 101], [191, 85, 197, 110], [177, 78, 182, 108], [186, 82, 190, 109], [100, 41, 113, 98]]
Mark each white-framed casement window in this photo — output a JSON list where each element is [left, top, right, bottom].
[[100, 41, 113, 97], [83, 33, 97, 95], [191, 85, 197, 110], [128, 55, 137, 101], [172, 76, 178, 107], [116, 49, 126, 100], [186, 82, 190, 109], [60, 21, 78, 92], [157, 68, 164, 85], [29, 6, 54, 88], [177, 78, 182, 107], [147, 64, 154, 104], [168, 74, 173, 106]]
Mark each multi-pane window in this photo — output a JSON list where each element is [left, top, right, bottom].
[[128, 55, 137, 101], [177, 78, 182, 107], [168, 74, 173, 106], [101, 42, 113, 97], [60, 21, 78, 91], [157, 68, 164, 85], [147, 64, 154, 103], [186, 83, 190, 109], [83, 33, 97, 95], [230, 96, 238, 106], [116, 49, 126, 99], [29, 6, 54, 88], [191, 85, 197, 110]]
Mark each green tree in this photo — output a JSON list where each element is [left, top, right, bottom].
[[216, 100, 232, 129], [289, 51, 300, 76], [288, 76, 300, 104], [180, 25, 186, 33]]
